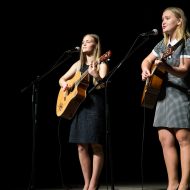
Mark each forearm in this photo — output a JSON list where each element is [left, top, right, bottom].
[[93, 63, 108, 82], [141, 59, 152, 71], [165, 64, 189, 77]]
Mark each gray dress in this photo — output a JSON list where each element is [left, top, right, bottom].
[[153, 38, 190, 129], [69, 64, 106, 144]]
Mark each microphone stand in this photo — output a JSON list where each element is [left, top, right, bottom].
[[107, 35, 149, 81], [90, 35, 151, 190], [21, 51, 78, 190]]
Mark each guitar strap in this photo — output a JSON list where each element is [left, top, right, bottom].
[[170, 38, 185, 51], [167, 38, 190, 96], [167, 81, 190, 96]]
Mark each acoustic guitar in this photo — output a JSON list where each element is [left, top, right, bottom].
[[56, 50, 112, 119], [141, 47, 174, 109]]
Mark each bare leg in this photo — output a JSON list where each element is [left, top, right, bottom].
[[176, 129, 190, 190], [88, 144, 104, 190], [78, 144, 91, 190], [158, 128, 179, 190]]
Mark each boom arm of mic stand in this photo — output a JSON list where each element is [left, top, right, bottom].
[[88, 76, 111, 94], [21, 51, 74, 94], [107, 35, 150, 82]]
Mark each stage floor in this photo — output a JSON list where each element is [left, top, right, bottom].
[[34, 183, 167, 190]]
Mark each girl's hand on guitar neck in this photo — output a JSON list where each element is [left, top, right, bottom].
[[88, 61, 100, 79]]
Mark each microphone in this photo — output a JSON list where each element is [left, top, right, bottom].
[[140, 29, 158, 36], [66, 46, 80, 53]]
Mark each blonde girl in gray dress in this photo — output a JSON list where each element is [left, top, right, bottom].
[[141, 7, 190, 190]]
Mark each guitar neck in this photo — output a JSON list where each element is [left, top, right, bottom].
[[80, 69, 89, 81], [151, 51, 169, 75], [75, 50, 112, 86], [75, 69, 89, 86]]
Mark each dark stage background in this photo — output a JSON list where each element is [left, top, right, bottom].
[[6, 0, 189, 189]]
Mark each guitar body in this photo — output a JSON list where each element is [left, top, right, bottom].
[[141, 64, 165, 109], [56, 71, 89, 119], [141, 46, 175, 109], [56, 50, 112, 119]]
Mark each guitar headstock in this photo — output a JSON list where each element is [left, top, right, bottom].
[[99, 50, 112, 62]]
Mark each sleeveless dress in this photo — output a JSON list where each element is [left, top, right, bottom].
[[152, 38, 190, 129], [69, 64, 106, 144]]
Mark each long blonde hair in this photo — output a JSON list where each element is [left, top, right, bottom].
[[163, 7, 190, 45], [76, 34, 104, 88]]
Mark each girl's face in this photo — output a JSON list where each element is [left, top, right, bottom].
[[82, 35, 96, 54], [162, 10, 181, 35]]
